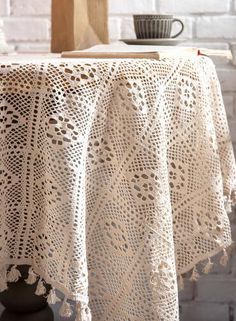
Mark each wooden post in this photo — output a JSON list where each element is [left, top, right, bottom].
[[51, 0, 109, 53]]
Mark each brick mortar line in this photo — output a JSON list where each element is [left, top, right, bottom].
[[109, 13, 236, 17], [2, 16, 50, 20], [9, 0, 14, 16]]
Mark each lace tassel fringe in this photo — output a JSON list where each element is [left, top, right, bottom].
[[7, 265, 21, 283], [25, 267, 38, 285], [220, 249, 229, 267], [59, 298, 73, 318], [231, 190, 236, 206], [190, 266, 199, 282], [35, 278, 47, 296], [224, 196, 233, 213], [75, 302, 92, 321], [185, 247, 229, 285], [47, 288, 61, 305], [203, 258, 214, 274]]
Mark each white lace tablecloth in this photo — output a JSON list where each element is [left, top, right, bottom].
[[0, 54, 235, 321]]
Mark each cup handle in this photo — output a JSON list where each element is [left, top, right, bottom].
[[171, 19, 184, 38]]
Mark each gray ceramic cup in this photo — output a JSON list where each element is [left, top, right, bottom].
[[133, 14, 184, 39]]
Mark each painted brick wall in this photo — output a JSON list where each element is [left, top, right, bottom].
[[1, 1, 236, 320]]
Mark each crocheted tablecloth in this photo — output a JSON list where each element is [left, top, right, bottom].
[[0, 55, 235, 321]]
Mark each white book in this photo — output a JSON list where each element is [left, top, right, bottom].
[[61, 43, 232, 60]]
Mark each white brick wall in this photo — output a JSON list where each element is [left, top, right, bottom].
[[0, 0, 50, 50], [12, 0, 51, 16], [4, 17, 50, 42], [0, 0, 235, 53], [0, 1, 236, 320], [180, 302, 229, 321], [196, 276, 236, 302], [0, 0, 10, 16], [197, 17, 236, 39], [158, 0, 230, 13], [109, 0, 155, 14], [223, 95, 235, 119], [217, 68, 236, 92]]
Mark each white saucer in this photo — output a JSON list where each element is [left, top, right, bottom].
[[120, 38, 187, 46]]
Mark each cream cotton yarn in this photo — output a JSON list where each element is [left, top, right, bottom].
[[0, 55, 235, 321]]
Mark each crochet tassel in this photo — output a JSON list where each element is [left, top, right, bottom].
[[203, 258, 214, 274], [178, 275, 184, 290], [25, 267, 38, 285], [7, 265, 21, 283], [59, 298, 73, 318], [190, 266, 199, 282], [232, 190, 236, 205], [224, 196, 232, 213], [35, 278, 47, 296], [76, 303, 92, 321], [47, 288, 61, 305], [220, 249, 229, 267]]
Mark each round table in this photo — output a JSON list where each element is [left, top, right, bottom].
[[0, 53, 235, 321]]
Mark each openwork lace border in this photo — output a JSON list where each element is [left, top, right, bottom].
[[177, 191, 236, 291], [0, 264, 91, 321], [0, 191, 235, 320]]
